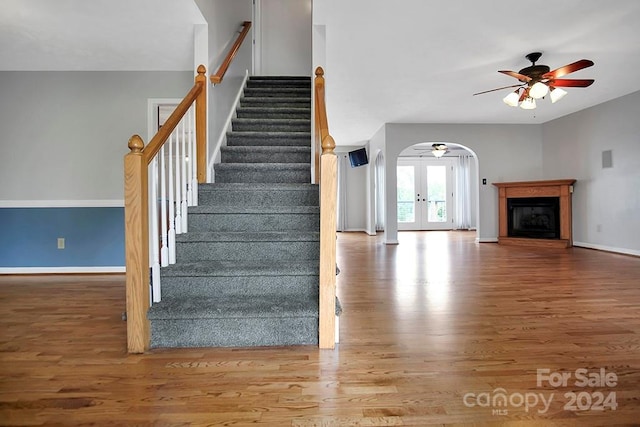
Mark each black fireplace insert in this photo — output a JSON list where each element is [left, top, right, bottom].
[[507, 197, 560, 239]]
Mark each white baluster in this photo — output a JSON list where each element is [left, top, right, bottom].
[[191, 107, 198, 206], [149, 157, 161, 303], [181, 117, 188, 232], [168, 133, 176, 265], [186, 108, 194, 206], [175, 124, 182, 235], [160, 144, 168, 267]]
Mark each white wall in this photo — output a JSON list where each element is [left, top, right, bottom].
[[336, 146, 368, 231], [367, 126, 387, 235], [257, 0, 312, 75], [195, 0, 252, 172], [383, 123, 543, 244], [0, 71, 193, 201], [469, 157, 478, 229], [542, 90, 640, 254]]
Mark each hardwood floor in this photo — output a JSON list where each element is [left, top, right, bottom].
[[1, 231, 639, 426]]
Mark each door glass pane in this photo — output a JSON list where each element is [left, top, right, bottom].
[[427, 165, 447, 222], [397, 166, 415, 223]]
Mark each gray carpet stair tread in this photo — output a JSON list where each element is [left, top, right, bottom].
[[240, 96, 310, 103], [189, 205, 319, 214], [199, 182, 317, 190], [215, 163, 310, 170], [226, 130, 311, 138], [236, 107, 311, 113], [148, 295, 318, 320], [161, 260, 319, 277], [221, 145, 310, 153], [177, 231, 319, 242], [233, 118, 310, 124], [244, 87, 310, 94], [249, 76, 310, 80]]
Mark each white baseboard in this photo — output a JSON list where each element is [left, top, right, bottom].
[[0, 200, 124, 208], [0, 266, 125, 275], [477, 237, 499, 243], [573, 241, 640, 257]]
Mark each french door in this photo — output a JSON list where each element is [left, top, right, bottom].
[[397, 159, 454, 230]]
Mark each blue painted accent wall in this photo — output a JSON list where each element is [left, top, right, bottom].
[[0, 207, 124, 267]]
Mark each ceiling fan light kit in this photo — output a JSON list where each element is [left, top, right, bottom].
[[520, 97, 537, 110], [503, 90, 520, 107], [529, 81, 549, 99], [432, 143, 448, 158], [476, 52, 594, 110], [550, 87, 568, 103]]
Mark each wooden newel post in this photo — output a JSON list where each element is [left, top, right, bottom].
[[319, 134, 337, 349], [124, 135, 150, 353], [195, 65, 207, 183]]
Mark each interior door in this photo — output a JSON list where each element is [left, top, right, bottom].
[[397, 159, 454, 230]]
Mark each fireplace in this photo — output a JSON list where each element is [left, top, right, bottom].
[[493, 179, 576, 248], [508, 197, 560, 239]]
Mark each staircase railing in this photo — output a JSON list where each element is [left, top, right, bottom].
[[314, 67, 338, 349], [124, 65, 207, 353], [210, 21, 252, 85]]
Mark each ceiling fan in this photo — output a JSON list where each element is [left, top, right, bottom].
[[473, 52, 594, 109], [431, 143, 448, 158], [407, 143, 449, 158]]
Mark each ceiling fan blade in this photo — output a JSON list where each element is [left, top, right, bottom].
[[499, 70, 532, 82], [550, 79, 595, 88], [542, 59, 594, 79], [473, 84, 523, 96]]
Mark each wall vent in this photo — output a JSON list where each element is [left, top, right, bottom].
[[602, 149, 613, 168]]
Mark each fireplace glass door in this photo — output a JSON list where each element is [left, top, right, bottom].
[[397, 159, 453, 230]]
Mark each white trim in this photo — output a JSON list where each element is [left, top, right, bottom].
[[208, 70, 249, 181], [574, 241, 640, 257], [252, 0, 262, 75], [0, 266, 125, 275], [0, 200, 124, 208], [477, 237, 499, 243]]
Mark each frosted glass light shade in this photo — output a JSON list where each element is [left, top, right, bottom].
[[520, 97, 536, 110], [550, 87, 568, 103], [529, 81, 549, 99], [503, 91, 520, 107], [432, 149, 446, 158]]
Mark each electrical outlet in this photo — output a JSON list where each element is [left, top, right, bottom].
[[57, 237, 65, 249]]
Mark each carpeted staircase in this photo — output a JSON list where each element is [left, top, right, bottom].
[[148, 76, 328, 348]]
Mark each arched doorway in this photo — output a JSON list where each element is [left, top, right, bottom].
[[396, 142, 479, 236]]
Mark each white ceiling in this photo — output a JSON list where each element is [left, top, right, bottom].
[[0, 0, 205, 71], [318, 0, 640, 144], [2, 0, 640, 146]]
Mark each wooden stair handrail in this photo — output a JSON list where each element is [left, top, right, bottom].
[[124, 65, 207, 353], [315, 66, 337, 349], [210, 21, 252, 85], [145, 65, 208, 182]]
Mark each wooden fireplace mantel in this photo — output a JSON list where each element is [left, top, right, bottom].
[[493, 179, 576, 248]]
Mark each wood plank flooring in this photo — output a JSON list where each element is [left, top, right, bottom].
[[1, 231, 639, 426]]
